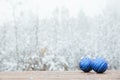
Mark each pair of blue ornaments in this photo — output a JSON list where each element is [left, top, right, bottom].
[[79, 58, 108, 73]]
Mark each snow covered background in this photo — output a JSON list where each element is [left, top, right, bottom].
[[0, 0, 120, 71]]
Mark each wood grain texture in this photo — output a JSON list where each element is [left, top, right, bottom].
[[0, 70, 120, 80]]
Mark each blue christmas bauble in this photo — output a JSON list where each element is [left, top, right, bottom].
[[79, 58, 92, 72], [92, 58, 108, 73]]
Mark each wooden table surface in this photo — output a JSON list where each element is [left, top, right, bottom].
[[0, 70, 120, 80]]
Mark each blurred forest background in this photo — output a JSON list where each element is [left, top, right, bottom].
[[0, 0, 120, 71]]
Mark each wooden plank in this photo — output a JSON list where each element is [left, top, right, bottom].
[[0, 70, 120, 80]]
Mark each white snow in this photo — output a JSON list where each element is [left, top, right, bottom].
[[0, 0, 120, 71]]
